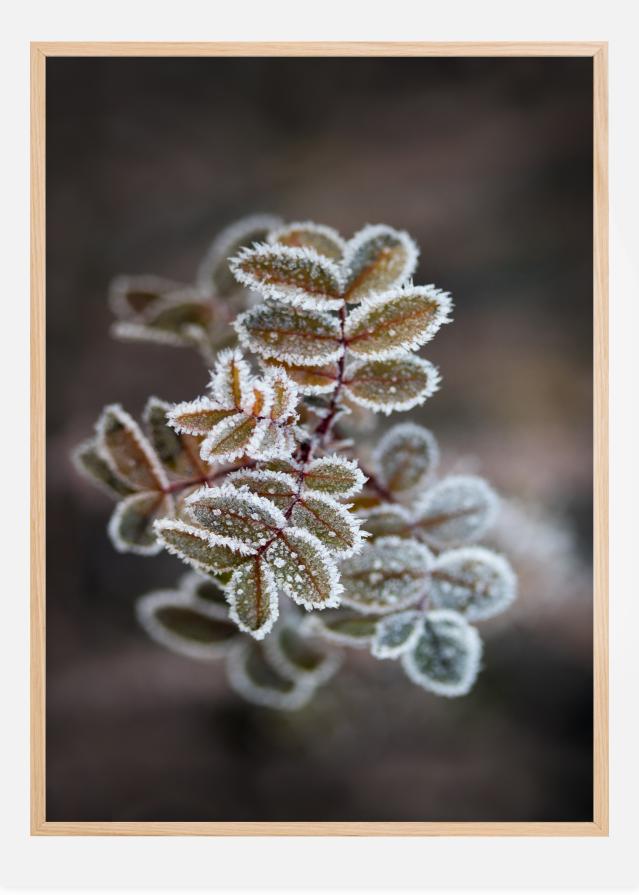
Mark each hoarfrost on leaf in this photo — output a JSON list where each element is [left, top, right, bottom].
[[401, 609, 482, 697], [340, 536, 433, 614], [136, 589, 238, 660], [226, 557, 279, 639], [344, 355, 440, 414], [342, 224, 419, 302], [414, 475, 499, 548], [371, 610, 423, 659], [235, 302, 343, 366], [429, 546, 517, 621], [268, 221, 346, 261], [266, 527, 343, 610], [303, 455, 367, 498], [373, 422, 439, 493]]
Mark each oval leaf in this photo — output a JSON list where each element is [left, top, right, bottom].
[[345, 286, 452, 361], [144, 397, 207, 478], [291, 494, 363, 558], [371, 609, 423, 659], [342, 224, 419, 302], [266, 527, 343, 610], [230, 243, 344, 310], [225, 469, 298, 510], [269, 221, 345, 261], [414, 475, 499, 548], [401, 610, 482, 697], [340, 536, 433, 614], [373, 423, 439, 494], [263, 618, 341, 685], [73, 438, 135, 498], [429, 547, 517, 621], [226, 557, 279, 639], [186, 484, 286, 550], [108, 491, 174, 556], [96, 404, 167, 491], [304, 456, 367, 498], [235, 303, 343, 366], [344, 356, 440, 415], [136, 590, 238, 660], [154, 518, 254, 572], [363, 504, 413, 538]]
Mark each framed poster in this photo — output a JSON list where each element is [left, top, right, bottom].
[[31, 41, 608, 835]]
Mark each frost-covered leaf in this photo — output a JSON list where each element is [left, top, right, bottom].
[[250, 420, 297, 461], [340, 536, 432, 614], [414, 475, 499, 548], [291, 494, 364, 558], [269, 221, 345, 261], [226, 639, 315, 710], [199, 413, 258, 463], [261, 357, 339, 395], [140, 293, 212, 338], [167, 397, 236, 436], [371, 609, 423, 659], [344, 356, 440, 415], [263, 367, 299, 421], [429, 547, 517, 621], [345, 286, 452, 360], [108, 274, 185, 318], [209, 348, 254, 410], [363, 504, 413, 538], [236, 303, 342, 366], [72, 438, 135, 498], [96, 404, 167, 491], [225, 469, 298, 510], [401, 610, 482, 697], [230, 243, 344, 310], [136, 590, 238, 660], [263, 618, 341, 685], [108, 491, 175, 555], [342, 224, 418, 302], [266, 527, 343, 610], [373, 423, 439, 493], [197, 214, 282, 297], [186, 484, 286, 549], [226, 557, 279, 639], [154, 518, 253, 573], [304, 611, 380, 648], [181, 571, 230, 608], [304, 456, 367, 498], [143, 397, 206, 478]]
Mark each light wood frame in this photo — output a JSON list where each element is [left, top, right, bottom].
[[30, 41, 608, 837]]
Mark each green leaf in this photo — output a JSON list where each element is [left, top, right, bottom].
[[225, 469, 298, 510], [96, 404, 167, 491], [186, 484, 286, 549], [108, 491, 174, 555], [109, 274, 185, 318], [226, 639, 315, 710], [73, 438, 135, 498], [344, 356, 440, 415], [401, 610, 482, 697], [373, 423, 439, 493], [235, 303, 342, 366], [230, 243, 344, 310], [269, 221, 345, 261], [263, 618, 341, 684], [363, 504, 413, 538], [304, 611, 381, 647], [167, 397, 236, 436], [154, 519, 254, 573], [291, 494, 363, 558], [429, 547, 517, 621], [345, 286, 452, 361], [371, 610, 423, 659], [414, 475, 499, 548], [340, 536, 433, 614], [266, 527, 342, 610], [143, 397, 206, 478], [197, 214, 282, 297], [226, 557, 279, 639], [136, 590, 238, 660], [199, 412, 259, 463], [342, 224, 418, 301], [303, 456, 366, 498]]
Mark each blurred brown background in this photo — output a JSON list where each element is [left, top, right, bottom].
[[46, 57, 593, 822]]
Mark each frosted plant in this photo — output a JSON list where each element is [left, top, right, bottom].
[[74, 217, 517, 708]]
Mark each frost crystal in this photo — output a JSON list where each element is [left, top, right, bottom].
[[401, 610, 483, 697]]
